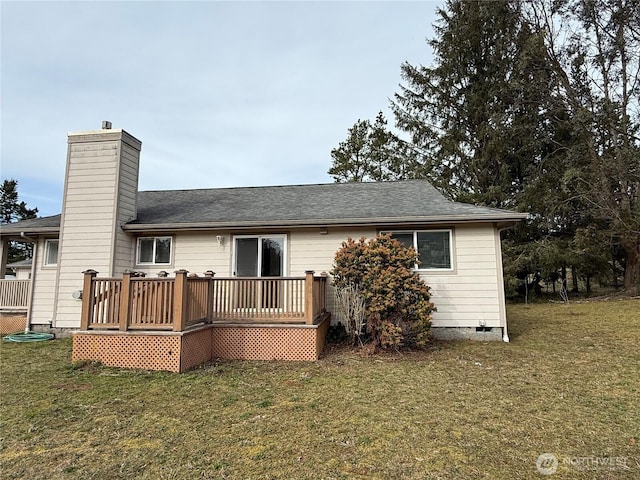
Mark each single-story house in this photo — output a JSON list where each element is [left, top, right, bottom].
[[5, 258, 32, 280], [0, 124, 526, 371]]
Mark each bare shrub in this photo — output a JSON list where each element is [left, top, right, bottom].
[[335, 283, 366, 345]]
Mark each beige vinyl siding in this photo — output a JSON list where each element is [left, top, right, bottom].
[[134, 232, 230, 277], [113, 141, 139, 274], [142, 229, 376, 280], [53, 223, 504, 329], [288, 224, 504, 329], [113, 235, 135, 276], [135, 228, 376, 322], [55, 141, 120, 327], [173, 232, 230, 275], [289, 227, 376, 324], [29, 238, 58, 325], [288, 227, 376, 275], [421, 224, 502, 327]]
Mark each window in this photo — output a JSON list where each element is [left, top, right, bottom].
[[136, 237, 172, 265], [383, 230, 453, 270], [44, 239, 59, 266]]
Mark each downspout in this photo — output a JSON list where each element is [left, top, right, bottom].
[[496, 225, 512, 343], [21, 232, 37, 333]]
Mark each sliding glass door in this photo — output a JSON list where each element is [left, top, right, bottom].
[[233, 235, 286, 309]]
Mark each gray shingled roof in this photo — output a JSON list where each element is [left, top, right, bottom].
[[0, 214, 61, 235], [0, 181, 527, 234], [127, 180, 526, 230]]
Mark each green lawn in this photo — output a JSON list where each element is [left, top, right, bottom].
[[1, 300, 638, 479]]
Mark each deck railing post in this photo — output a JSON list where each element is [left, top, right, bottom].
[[173, 269, 189, 331], [304, 270, 315, 325], [320, 272, 328, 312], [80, 269, 98, 330], [204, 271, 215, 322], [119, 270, 133, 331]]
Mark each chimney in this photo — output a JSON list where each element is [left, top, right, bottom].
[[52, 124, 142, 328]]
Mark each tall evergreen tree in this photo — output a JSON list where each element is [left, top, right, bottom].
[[330, 0, 638, 296], [1, 179, 38, 269], [1, 179, 37, 224], [392, 0, 552, 208], [528, 0, 640, 293], [391, 0, 582, 296], [328, 112, 413, 182], [328, 119, 370, 182]]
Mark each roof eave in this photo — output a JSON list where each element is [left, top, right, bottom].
[[0, 226, 61, 238], [122, 214, 529, 233]]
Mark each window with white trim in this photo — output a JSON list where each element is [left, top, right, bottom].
[[383, 230, 454, 270], [136, 237, 172, 265], [44, 239, 59, 266]]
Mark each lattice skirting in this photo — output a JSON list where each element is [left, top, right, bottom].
[[211, 319, 330, 361], [72, 316, 330, 372], [0, 313, 27, 335]]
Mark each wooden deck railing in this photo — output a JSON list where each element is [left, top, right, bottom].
[[0, 279, 31, 309], [80, 269, 329, 331], [210, 276, 307, 322], [312, 275, 327, 320], [129, 277, 175, 329]]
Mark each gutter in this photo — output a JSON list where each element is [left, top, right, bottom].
[[1, 227, 60, 237], [122, 214, 529, 233], [2, 216, 530, 235]]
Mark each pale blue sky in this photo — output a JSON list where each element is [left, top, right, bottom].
[[1, 1, 441, 217]]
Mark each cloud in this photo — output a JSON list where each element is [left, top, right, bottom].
[[1, 1, 439, 217]]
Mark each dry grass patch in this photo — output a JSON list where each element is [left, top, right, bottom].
[[1, 300, 638, 479]]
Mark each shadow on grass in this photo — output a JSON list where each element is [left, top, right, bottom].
[[320, 336, 465, 363]]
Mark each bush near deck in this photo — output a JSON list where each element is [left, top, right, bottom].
[[1, 300, 638, 479], [332, 235, 434, 348]]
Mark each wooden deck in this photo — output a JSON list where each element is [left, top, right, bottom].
[[73, 270, 331, 370]]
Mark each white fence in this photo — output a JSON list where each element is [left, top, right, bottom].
[[0, 279, 30, 309]]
